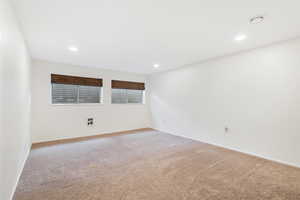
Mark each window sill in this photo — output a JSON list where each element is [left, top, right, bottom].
[[50, 103, 146, 106], [111, 103, 145, 105], [51, 103, 104, 106]]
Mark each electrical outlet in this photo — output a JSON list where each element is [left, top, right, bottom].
[[224, 126, 229, 133], [87, 118, 94, 126]]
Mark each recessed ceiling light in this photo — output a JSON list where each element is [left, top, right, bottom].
[[68, 46, 78, 52], [250, 16, 264, 24], [153, 64, 160, 68], [234, 34, 247, 42]]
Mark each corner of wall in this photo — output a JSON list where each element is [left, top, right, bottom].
[[9, 146, 31, 200]]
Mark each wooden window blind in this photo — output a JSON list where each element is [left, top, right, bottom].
[[111, 80, 145, 90], [51, 74, 102, 87]]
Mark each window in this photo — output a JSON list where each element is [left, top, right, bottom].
[[127, 89, 143, 103], [51, 74, 102, 104], [78, 85, 101, 103], [111, 80, 145, 104], [52, 83, 78, 104], [111, 88, 127, 104], [112, 88, 144, 104]]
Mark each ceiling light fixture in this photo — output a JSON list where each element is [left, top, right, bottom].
[[68, 46, 78, 52], [153, 64, 160, 68], [234, 34, 247, 42], [250, 15, 264, 24]]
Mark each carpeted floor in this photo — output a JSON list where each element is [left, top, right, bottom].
[[14, 130, 300, 200]]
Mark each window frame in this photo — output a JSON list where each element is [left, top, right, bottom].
[[111, 80, 146, 105], [50, 73, 103, 106], [111, 88, 145, 104]]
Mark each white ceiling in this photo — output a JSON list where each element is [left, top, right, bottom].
[[12, 0, 300, 74]]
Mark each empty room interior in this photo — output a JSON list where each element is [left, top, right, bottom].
[[2, 0, 300, 199]]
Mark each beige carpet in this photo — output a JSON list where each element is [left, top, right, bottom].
[[14, 130, 300, 200]]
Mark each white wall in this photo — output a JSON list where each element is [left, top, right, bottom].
[[149, 38, 300, 167], [0, 0, 32, 200], [31, 59, 150, 143]]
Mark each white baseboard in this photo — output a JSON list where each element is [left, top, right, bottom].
[[153, 128, 300, 169], [32, 128, 153, 145], [9, 144, 31, 200]]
